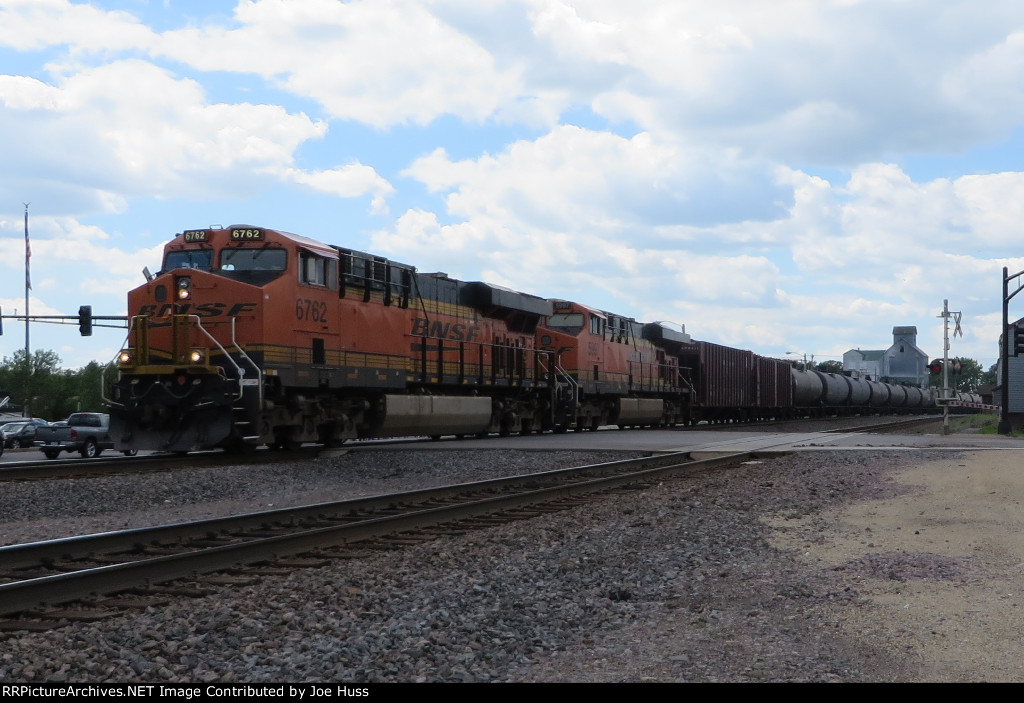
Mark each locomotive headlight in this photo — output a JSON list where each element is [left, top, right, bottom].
[[118, 350, 134, 366], [189, 349, 205, 364], [176, 277, 192, 300]]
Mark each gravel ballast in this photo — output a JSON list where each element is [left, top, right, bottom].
[[0, 447, 949, 682]]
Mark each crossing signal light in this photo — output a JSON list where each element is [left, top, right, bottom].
[[928, 359, 943, 375], [78, 305, 92, 336]]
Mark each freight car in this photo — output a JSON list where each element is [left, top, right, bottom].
[[676, 340, 942, 424], [105, 224, 943, 453]]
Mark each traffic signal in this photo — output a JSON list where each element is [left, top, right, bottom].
[[1015, 325, 1024, 356], [928, 359, 943, 375], [78, 305, 92, 336]]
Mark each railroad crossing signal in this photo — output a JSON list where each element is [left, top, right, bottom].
[[928, 359, 943, 375]]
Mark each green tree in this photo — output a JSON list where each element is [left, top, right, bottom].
[[0, 351, 110, 419], [927, 357, 985, 393], [950, 357, 984, 393], [53, 361, 108, 417], [813, 360, 844, 374], [982, 362, 998, 389], [0, 349, 62, 419]]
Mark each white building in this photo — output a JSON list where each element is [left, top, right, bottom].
[[843, 326, 929, 388]]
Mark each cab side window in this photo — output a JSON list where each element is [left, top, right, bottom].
[[299, 250, 337, 289]]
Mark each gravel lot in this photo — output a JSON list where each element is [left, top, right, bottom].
[[0, 445, 1001, 682]]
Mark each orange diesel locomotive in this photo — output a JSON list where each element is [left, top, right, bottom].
[[109, 225, 690, 452]]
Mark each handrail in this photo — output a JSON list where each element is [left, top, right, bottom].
[[101, 316, 140, 408], [229, 316, 263, 409], [540, 355, 577, 405], [556, 362, 578, 402], [186, 315, 244, 402]]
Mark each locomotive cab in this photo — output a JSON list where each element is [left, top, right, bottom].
[[109, 225, 333, 453]]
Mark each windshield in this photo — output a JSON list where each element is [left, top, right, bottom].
[[220, 247, 287, 272], [544, 313, 585, 334], [164, 249, 214, 271]]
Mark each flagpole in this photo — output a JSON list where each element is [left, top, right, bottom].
[[23, 202, 30, 366]]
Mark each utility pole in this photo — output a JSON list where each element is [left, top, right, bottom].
[[937, 299, 962, 435], [23, 203, 31, 417], [23, 203, 30, 363]]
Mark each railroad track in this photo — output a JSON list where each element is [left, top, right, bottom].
[[0, 416, 949, 631], [0, 446, 323, 483], [0, 450, 762, 631]]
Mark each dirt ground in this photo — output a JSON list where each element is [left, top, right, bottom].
[[766, 448, 1024, 682]]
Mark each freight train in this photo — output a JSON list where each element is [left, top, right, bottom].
[[105, 225, 958, 453]]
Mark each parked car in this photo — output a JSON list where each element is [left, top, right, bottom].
[[1, 418, 49, 449]]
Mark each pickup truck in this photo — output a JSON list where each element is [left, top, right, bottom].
[[34, 412, 137, 459]]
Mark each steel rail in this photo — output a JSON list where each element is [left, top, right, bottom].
[[0, 451, 689, 569], [0, 451, 743, 619]]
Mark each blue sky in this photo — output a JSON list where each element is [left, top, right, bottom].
[[3, 0, 1024, 371]]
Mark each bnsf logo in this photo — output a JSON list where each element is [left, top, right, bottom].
[[138, 302, 258, 318], [411, 317, 481, 342]]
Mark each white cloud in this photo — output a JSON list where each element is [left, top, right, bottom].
[[0, 0, 155, 52], [283, 164, 394, 214], [0, 58, 332, 211], [403, 125, 789, 235], [154, 0, 523, 128], [374, 145, 1024, 364], [4, 1, 1024, 372]]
